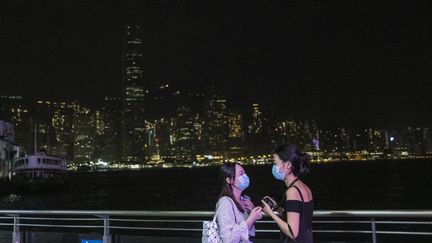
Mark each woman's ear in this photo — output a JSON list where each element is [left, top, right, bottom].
[[282, 161, 292, 173], [225, 177, 233, 185]]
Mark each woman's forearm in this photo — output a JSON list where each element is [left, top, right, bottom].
[[269, 212, 295, 239], [245, 216, 255, 229]]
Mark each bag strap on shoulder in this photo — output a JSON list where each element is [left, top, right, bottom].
[[214, 197, 238, 223]]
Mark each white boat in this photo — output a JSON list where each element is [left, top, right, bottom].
[[12, 152, 67, 191]]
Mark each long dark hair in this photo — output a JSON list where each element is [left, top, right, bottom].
[[218, 163, 245, 213], [273, 144, 310, 177]]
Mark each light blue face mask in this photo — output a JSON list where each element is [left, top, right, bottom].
[[272, 164, 286, 181], [236, 174, 250, 191]]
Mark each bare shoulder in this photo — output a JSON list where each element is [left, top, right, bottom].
[[286, 187, 302, 201], [286, 183, 313, 201], [304, 184, 313, 201]]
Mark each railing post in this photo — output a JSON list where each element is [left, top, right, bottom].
[[12, 216, 21, 243], [102, 215, 111, 243], [371, 217, 377, 243]]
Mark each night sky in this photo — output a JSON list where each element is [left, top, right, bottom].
[[1, 1, 431, 127]]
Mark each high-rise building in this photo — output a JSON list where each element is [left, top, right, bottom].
[[172, 106, 200, 162], [204, 94, 229, 156], [71, 103, 95, 164], [339, 127, 352, 151], [0, 120, 20, 182], [50, 102, 74, 159], [367, 128, 386, 152], [154, 118, 176, 161], [423, 128, 432, 155], [249, 104, 263, 135], [227, 112, 244, 157], [122, 25, 146, 163], [143, 120, 161, 162], [32, 100, 74, 158], [94, 97, 122, 163], [0, 95, 30, 150], [246, 103, 276, 155], [402, 127, 431, 156]]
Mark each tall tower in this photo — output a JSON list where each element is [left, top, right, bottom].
[[205, 94, 229, 155], [122, 25, 146, 163]]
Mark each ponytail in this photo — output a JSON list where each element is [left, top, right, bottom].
[[298, 152, 310, 177]]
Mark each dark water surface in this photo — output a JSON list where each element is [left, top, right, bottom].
[[1, 159, 431, 210]]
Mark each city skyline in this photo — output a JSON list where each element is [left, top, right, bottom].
[[1, 93, 431, 165], [1, 1, 431, 128]]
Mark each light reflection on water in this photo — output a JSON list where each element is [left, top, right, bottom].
[[2, 193, 22, 207], [0, 159, 431, 210]]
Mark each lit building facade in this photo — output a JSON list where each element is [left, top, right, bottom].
[[173, 106, 202, 162], [227, 112, 244, 157], [0, 95, 30, 150], [205, 94, 229, 156], [71, 103, 95, 164], [94, 97, 122, 163], [122, 25, 146, 163]]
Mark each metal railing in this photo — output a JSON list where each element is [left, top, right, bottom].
[[0, 210, 431, 243]]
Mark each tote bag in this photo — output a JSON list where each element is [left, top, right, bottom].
[[202, 212, 222, 243], [203, 199, 238, 243]]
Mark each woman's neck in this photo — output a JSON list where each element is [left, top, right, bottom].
[[284, 173, 299, 187], [232, 187, 242, 202]]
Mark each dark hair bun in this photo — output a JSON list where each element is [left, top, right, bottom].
[[298, 152, 310, 176]]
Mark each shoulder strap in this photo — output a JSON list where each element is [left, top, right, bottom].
[[292, 186, 304, 202], [215, 197, 238, 223], [213, 201, 220, 222], [276, 178, 300, 209], [229, 198, 238, 224], [232, 202, 238, 224]]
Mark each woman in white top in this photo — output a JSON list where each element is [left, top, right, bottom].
[[216, 163, 263, 243]]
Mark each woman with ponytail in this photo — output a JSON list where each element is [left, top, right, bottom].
[[261, 144, 313, 243], [216, 163, 263, 242]]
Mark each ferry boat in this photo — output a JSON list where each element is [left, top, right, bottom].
[[12, 152, 67, 191]]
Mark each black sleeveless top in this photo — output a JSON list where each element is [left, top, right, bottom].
[[280, 185, 313, 243]]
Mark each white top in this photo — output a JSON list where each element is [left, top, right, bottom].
[[216, 196, 256, 243]]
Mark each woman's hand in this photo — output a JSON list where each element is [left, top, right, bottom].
[[245, 206, 263, 229], [249, 206, 263, 221], [261, 199, 273, 216], [262, 196, 277, 209]]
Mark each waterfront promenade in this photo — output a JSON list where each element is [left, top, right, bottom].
[[0, 210, 431, 243]]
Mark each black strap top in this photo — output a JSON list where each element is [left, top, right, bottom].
[[281, 183, 314, 243]]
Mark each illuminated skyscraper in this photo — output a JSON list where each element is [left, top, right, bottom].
[[0, 95, 30, 149], [94, 97, 122, 163], [249, 103, 263, 135], [143, 120, 161, 162], [31, 100, 74, 158], [71, 103, 95, 163], [205, 94, 229, 155], [227, 112, 244, 157], [174, 106, 203, 162], [246, 103, 275, 155], [122, 25, 146, 163], [367, 128, 386, 152]]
